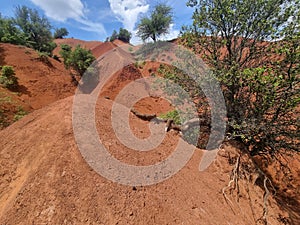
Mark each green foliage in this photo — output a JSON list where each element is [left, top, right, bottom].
[[13, 106, 27, 122], [118, 28, 132, 43], [109, 30, 118, 42], [0, 93, 27, 128], [0, 109, 9, 129], [59, 44, 96, 76], [134, 61, 146, 69], [59, 44, 72, 64], [0, 6, 56, 55], [54, 27, 69, 39], [109, 28, 132, 43], [0, 66, 18, 89], [70, 46, 95, 76], [14, 5, 54, 54], [182, 0, 300, 154], [0, 15, 27, 45], [159, 110, 181, 125], [158, 64, 203, 101], [137, 3, 173, 42]]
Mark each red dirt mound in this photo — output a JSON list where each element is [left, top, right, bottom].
[[113, 39, 129, 47], [0, 95, 290, 225], [92, 42, 117, 58], [54, 38, 117, 59], [53, 38, 102, 56], [0, 43, 76, 128]]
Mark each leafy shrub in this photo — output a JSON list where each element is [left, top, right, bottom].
[[181, 0, 300, 155], [0, 109, 10, 129], [69, 45, 95, 75], [59, 44, 72, 64], [0, 66, 18, 89], [13, 106, 27, 122], [59, 44, 96, 76], [159, 110, 181, 125], [134, 61, 146, 69]]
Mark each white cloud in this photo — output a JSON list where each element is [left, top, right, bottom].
[[30, 0, 85, 21], [108, 0, 149, 32], [30, 0, 106, 35], [160, 24, 180, 41]]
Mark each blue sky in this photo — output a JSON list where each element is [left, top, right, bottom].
[[0, 0, 194, 44]]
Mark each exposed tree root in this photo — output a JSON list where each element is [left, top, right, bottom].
[[220, 150, 277, 225], [130, 108, 203, 133], [255, 166, 276, 225], [130, 108, 157, 121], [262, 176, 270, 224], [222, 156, 240, 213]]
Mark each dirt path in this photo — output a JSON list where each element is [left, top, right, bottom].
[[0, 96, 291, 224]]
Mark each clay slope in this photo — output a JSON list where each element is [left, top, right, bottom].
[[53, 38, 103, 56], [0, 94, 290, 225], [54, 38, 130, 59], [0, 43, 75, 127]]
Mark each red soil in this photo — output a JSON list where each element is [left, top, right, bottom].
[[0, 43, 76, 127], [53, 38, 128, 59], [53, 38, 102, 56], [92, 42, 117, 58], [0, 40, 299, 224], [0, 95, 291, 225]]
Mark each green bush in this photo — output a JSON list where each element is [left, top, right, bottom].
[[159, 110, 181, 125], [181, 0, 300, 154], [13, 106, 27, 122], [0, 66, 18, 89], [59, 44, 96, 76]]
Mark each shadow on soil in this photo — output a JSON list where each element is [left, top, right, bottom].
[[17, 85, 31, 96], [0, 45, 6, 66]]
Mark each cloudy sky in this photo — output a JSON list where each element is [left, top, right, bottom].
[[0, 0, 194, 44]]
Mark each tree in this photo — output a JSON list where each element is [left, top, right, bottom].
[[118, 28, 131, 43], [54, 28, 69, 39], [59, 44, 96, 76], [108, 28, 132, 43], [0, 15, 26, 45], [109, 30, 118, 42], [14, 5, 55, 54], [181, 0, 300, 154], [137, 3, 173, 42]]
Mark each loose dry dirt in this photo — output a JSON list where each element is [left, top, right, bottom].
[[0, 40, 299, 225], [0, 95, 292, 225]]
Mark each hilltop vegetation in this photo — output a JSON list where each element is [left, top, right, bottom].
[[0, 5, 68, 55]]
